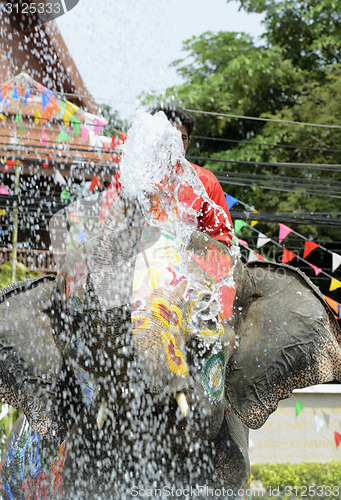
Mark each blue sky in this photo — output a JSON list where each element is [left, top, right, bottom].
[[57, 0, 264, 119]]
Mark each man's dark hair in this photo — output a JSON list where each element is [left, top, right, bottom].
[[151, 105, 196, 136]]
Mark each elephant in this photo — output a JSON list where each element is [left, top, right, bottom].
[[0, 190, 340, 500]]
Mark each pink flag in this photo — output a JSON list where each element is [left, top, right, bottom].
[[94, 118, 106, 136], [308, 263, 322, 276], [0, 185, 9, 195], [81, 125, 90, 144], [41, 129, 48, 146], [279, 224, 293, 244]]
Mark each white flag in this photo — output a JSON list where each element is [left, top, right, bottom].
[[257, 232, 271, 248], [314, 415, 324, 433], [54, 170, 67, 185], [332, 252, 341, 273]]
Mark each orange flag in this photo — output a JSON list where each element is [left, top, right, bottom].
[[282, 249, 297, 264], [89, 176, 103, 191], [324, 295, 339, 316], [303, 240, 319, 259], [334, 431, 341, 448]]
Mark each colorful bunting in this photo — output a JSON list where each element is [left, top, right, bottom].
[[236, 238, 248, 247], [57, 130, 71, 143], [54, 170, 67, 185], [89, 176, 103, 191], [248, 250, 264, 262], [308, 263, 322, 276], [334, 431, 341, 448], [303, 240, 319, 259], [23, 86, 30, 105], [41, 98, 60, 124], [0, 83, 12, 101], [234, 219, 248, 234], [78, 227, 87, 244], [4, 159, 16, 173], [81, 125, 89, 144], [60, 189, 70, 200], [41, 91, 50, 111], [94, 118, 106, 136], [279, 224, 293, 244], [282, 248, 297, 264], [41, 129, 48, 146], [0, 186, 9, 195], [225, 194, 239, 210], [34, 107, 41, 126], [250, 209, 259, 227], [314, 415, 324, 433], [295, 400, 305, 417], [332, 252, 341, 273], [256, 232, 271, 248], [12, 86, 20, 100], [70, 115, 81, 138], [323, 295, 340, 316], [329, 278, 341, 292], [0, 113, 6, 122]]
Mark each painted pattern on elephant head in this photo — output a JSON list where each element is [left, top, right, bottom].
[[131, 225, 236, 407]]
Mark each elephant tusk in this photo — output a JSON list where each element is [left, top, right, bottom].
[[96, 401, 108, 430], [176, 392, 189, 418]]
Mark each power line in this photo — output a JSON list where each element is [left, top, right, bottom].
[[187, 109, 341, 130], [191, 135, 341, 154], [188, 156, 341, 171]]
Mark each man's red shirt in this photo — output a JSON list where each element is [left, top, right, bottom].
[[99, 163, 233, 246]]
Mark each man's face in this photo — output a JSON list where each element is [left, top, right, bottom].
[[173, 122, 190, 153]]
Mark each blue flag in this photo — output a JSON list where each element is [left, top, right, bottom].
[[225, 194, 239, 209]]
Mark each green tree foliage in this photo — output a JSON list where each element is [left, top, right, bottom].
[[142, 0, 341, 244]]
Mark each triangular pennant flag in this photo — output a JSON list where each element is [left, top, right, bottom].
[[250, 209, 259, 227], [256, 232, 271, 248], [295, 400, 305, 417], [308, 263, 322, 276], [54, 170, 67, 185], [89, 176, 103, 191], [322, 412, 330, 427], [23, 86, 30, 106], [41, 98, 60, 124], [41, 91, 50, 111], [323, 295, 339, 316], [329, 278, 341, 292], [12, 86, 20, 100], [334, 431, 341, 448], [4, 159, 16, 173], [78, 227, 87, 244], [314, 415, 324, 433], [41, 129, 48, 146], [225, 194, 239, 210], [81, 125, 90, 144], [234, 219, 248, 234], [57, 130, 71, 143], [248, 250, 264, 262], [332, 252, 341, 273], [34, 107, 41, 126], [70, 115, 81, 138], [236, 238, 248, 247], [279, 223, 293, 244], [282, 248, 297, 264], [0, 113, 6, 122], [60, 189, 70, 200], [94, 118, 106, 136], [0, 185, 9, 195], [0, 83, 12, 101], [303, 240, 319, 259]]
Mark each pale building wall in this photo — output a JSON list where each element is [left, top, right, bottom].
[[249, 385, 341, 464]]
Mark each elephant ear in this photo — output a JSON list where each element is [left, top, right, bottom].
[[226, 261, 341, 430], [0, 276, 69, 440]]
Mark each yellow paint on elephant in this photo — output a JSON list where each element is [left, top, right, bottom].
[[161, 330, 188, 376], [133, 267, 160, 291], [131, 316, 152, 335], [150, 297, 182, 330]]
